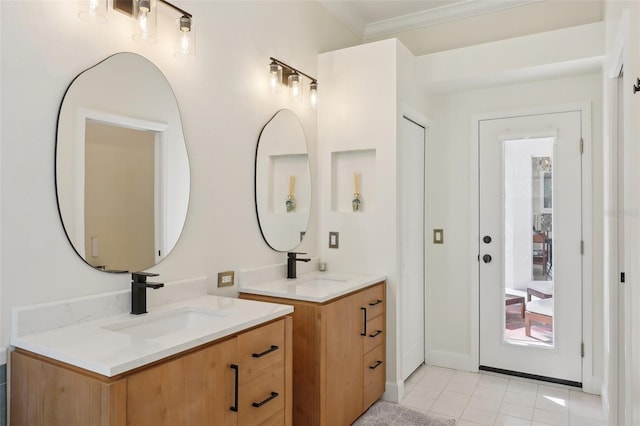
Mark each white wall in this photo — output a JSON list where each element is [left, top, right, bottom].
[[318, 38, 428, 401], [425, 73, 603, 374], [601, 2, 640, 424], [0, 0, 359, 356]]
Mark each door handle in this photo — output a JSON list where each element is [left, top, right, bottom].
[[483, 235, 492, 244], [482, 254, 492, 263]]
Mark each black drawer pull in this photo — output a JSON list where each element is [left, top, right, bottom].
[[369, 330, 382, 338], [252, 391, 279, 408], [230, 364, 239, 412], [369, 360, 383, 370], [252, 345, 279, 358], [369, 299, 383, 307], [360, 307, 367, 336]]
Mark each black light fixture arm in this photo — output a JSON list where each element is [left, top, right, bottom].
[[158, 0, 192, 18], [270, 57, 317, 83]]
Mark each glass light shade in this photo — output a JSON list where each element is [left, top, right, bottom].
[[269, 62, 282, 93], [132, 0, 157, 44], [78, 0, 107, 23], [288, 73, 301, 101], [309, 81, 318, 108], [174, 16, 195, 58]]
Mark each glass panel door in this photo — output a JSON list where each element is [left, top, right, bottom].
[[503, 139, 554, 347]]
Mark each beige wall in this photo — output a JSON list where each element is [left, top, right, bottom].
[[85, 121, 155, 272]]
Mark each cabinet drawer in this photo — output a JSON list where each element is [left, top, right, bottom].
[[363, 345, 385, 410], [239, 365, 285, 426], [361, 284, 384, 320], [364, 314, 384, 354], [238, 319, 285, 383]]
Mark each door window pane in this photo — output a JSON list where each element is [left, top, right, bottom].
[[503, 140, 554, 347]]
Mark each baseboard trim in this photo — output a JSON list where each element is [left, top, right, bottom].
[[382, 380, 400, 403], [429, 350, 476, 372]]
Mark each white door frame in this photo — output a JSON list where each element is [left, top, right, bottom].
[[470, 102, 596, 393]]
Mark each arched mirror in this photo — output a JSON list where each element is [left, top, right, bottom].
[[255, 109, 311, 251], [56, 52, 190, 273]]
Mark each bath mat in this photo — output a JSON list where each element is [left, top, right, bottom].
[[353, 401, 456, 426]]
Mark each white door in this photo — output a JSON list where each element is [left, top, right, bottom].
[[479, 110, 583, 384], [400, 116, 426, 380]]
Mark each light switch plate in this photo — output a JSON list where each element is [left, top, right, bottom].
[[329, 232, 339, 249], [217, 271, 235, 288], [433, 229, 444, 244]]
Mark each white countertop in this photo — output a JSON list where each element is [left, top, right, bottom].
[[11, 295, 293, 377], [239, 271, 386, 303]]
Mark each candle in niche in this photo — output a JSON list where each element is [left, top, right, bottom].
[[352, 172, 362, 212], [286, 175, 296, 213]]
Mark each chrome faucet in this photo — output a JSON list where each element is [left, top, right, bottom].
[[287, 252, 311, 279], [131, 272, 164, 315]]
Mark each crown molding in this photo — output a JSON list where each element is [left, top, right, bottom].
[[320, 0, 541, 40], [365, 0, 541, 39]]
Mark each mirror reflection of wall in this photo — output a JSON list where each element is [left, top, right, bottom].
[[84, 121, 155, 272], [56, 52, 190, 273], [255, 110, 311, 252]]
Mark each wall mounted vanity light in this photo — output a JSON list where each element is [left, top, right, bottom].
[[78, 0, 195, 58], [269, 57, 318, 108]]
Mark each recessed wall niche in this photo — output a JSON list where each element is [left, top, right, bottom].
[[268, 154, 310, 213], [330, 149, 376, 213]]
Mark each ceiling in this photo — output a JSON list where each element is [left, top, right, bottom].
[[319, 0, 541, 39]]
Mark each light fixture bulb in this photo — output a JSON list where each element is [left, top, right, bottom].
[[132, 0, 157, 43], [78, 0, 107, 23], [174, 16, 195, 58], [309, 81, 318, 108], [289, 73, 301, 100], [269, 61, 281, 92]]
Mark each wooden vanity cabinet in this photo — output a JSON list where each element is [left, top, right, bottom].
[[11, 317, 292, 426], [240, 281, 386, 426]]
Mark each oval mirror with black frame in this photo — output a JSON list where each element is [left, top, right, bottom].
[[255, 109, 311, 252], [56, 52, 190, 273]]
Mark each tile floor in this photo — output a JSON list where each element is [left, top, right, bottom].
[[401, 365, 606, 426]]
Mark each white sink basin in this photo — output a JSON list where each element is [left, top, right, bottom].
[[103, 307, 229, 339]]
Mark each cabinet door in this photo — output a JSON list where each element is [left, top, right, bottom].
[[10, 351, 126, 426], [324, 292, 364, 426], [363, 345, 385, 410], [127, 338, 237, 426]]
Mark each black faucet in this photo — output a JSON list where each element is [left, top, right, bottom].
[[131, 272, 164, 315], [287, 252, 311, 279]]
